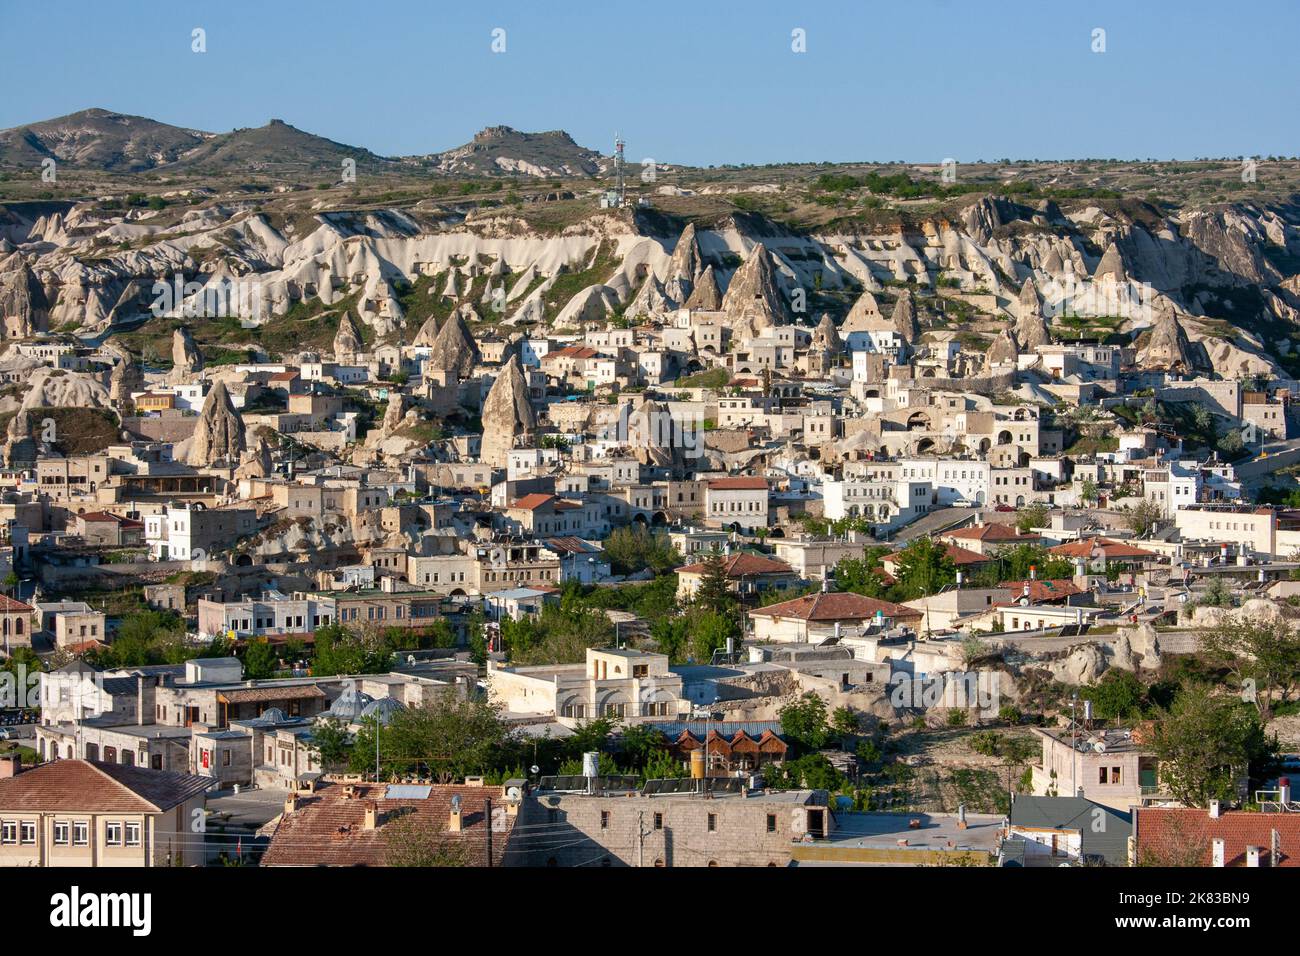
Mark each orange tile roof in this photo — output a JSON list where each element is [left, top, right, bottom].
[[675, 553, 794, 578], [0, 594, 33, 613], [261, 781, 513, 867], [0, 760, 210, 813], [1049, 537, 1157, 560], [510, 493, 556, 511], [1135, 807, 1300, 867], [707, 477, 769, 491], [750, 591, 922, 623], [996, 579, 1084, 603], [944, 522, 1039, 542]]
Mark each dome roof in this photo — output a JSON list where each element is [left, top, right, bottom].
[[358, 696, 404, 726], [326, 685, 374, 721]]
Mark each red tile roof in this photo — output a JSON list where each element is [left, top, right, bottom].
[[1049, 537, 1157, 560], [0, 594, 33, 613], [510, 493, 556, 511], [997, 579, 1085, 602], [707, 477, 769, 491], [944, 522, 1039, 543], [79, 511, 144, 529], [1135, 807, 1300, 867], [261, 781, 514, 867], [544, 346, 599, 361], [750, 591, 923, 623], [675, 553, 795, 578], [0, 760, 210, 813]]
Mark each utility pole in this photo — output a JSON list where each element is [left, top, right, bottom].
[[637, 810, 646, 868], [1070, 692, 1079, 798], [485, 798, 493, 867]]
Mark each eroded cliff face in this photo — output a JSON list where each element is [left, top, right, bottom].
[[4, 191, 1300, 377]]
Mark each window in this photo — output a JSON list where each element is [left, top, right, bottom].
[[20, 822, 35, 845], [766, 814, 777, 833], [600, 810, 610, 830], [653, 812, 663, 830], [707, 813, 716, 832], [125, 823, 141, 847], [105, 822, 122, 846], [54, 822, 69, 846], [0, 821, 15, 844], [1111, 767, 1121, 785], [73, 822, 89, 845], [1099, 767, 1108, 784]]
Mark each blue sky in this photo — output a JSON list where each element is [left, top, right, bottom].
[[2, 0, 1297, 165]]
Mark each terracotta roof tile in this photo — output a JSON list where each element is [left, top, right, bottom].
[[1135, 807, 1300, 867], [262, 781, 513, 867], [750, 591, 922, 623], [0, 760, 210, 813]]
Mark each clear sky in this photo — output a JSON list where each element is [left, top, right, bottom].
[[2, 0, 1297, 166]]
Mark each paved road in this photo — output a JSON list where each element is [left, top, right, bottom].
[[892, 507, 977, 544]]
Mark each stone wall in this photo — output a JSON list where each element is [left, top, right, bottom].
[[512, 790, 825, 867]]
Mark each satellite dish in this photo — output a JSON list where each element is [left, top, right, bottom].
[[530, 764, 540, 775], [1093, 741, 1107, 753], [506, 786, 523, 803]]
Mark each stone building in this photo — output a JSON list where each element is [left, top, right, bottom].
[[512, 780, 831, 867]]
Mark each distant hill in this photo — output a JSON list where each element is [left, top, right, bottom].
[[0, 110, 390, 178], [0, 111, 608, 179], [167, 118, 394, 176], [0, 108, 208, 171], [427, 126, 608, 177]]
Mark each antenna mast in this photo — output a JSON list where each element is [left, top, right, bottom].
[[614, 132, 626, 206]]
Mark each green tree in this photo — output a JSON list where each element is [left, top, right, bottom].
[[352, 694, 514, 783], [692, 551, 734, 614], [892, 537, 957, 599], [780, 693, 831, 752], [1016, 504, 1048, 534], [309, 716, 354, 773], [1200, 614, 1300, 721], [689, 610, 740, 664], [1125, 499, 1165, 536], [242, 640, 280, 680], [1080, 478, 1099, 505], [1150, 683, 1272, 808], [1079, 669, 1147, 721], [832, 550, 889, 598], [603, 526, 681, 575], [312, 624, 392, 676]]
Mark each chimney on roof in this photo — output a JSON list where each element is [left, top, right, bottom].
[[1246, 846, 1263, 868], [449, 794, 464, 832], [0, 754, 21, 778], [1271, 829, 1282, 867], [284, 793, 298, 816], [1209, 799, 1222, 819], [363, 802, 379, 830], [1212, 838, 1226, 867]]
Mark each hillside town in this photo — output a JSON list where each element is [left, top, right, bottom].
[[4, 12, 1300, 907], [1, 198, 1299, 874]]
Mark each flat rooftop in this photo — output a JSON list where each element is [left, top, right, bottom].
[[826, 811, 1003, 852]]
